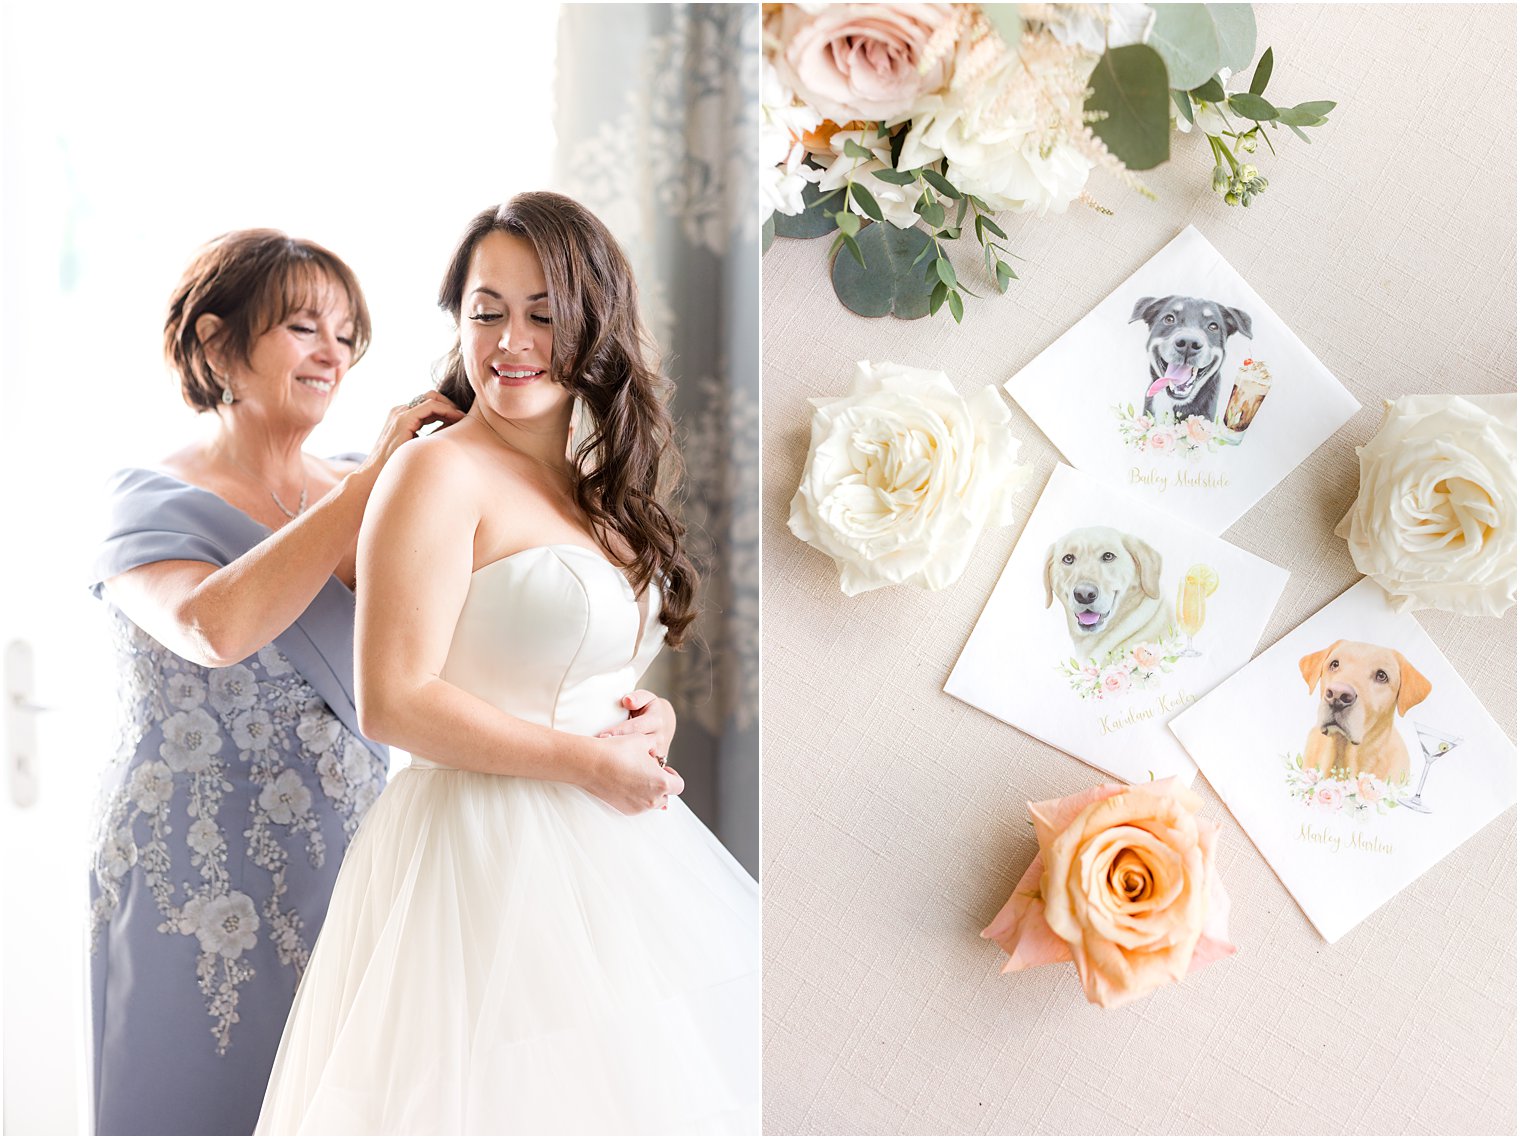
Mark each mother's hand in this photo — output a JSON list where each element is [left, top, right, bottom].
[[595, 690, 677, 763], [582, 732, 684, 815], [360, 391, 466, 475]]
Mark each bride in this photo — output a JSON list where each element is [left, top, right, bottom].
[[255, 192, 759, 1134]]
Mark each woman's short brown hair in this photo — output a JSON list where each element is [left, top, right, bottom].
[[163, 229, 372, 411]]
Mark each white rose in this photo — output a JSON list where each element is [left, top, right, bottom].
[[946, 136, 1093, 216], [788, 360, 1029, 595], [1335, 394, 1517, 616]]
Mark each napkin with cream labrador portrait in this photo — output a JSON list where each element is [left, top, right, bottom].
[[945, 463, 1289, 785]]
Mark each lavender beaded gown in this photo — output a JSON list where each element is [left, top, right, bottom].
[[87, 466, 387, 1136]]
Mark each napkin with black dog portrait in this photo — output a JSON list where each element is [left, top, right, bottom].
[[1006, 225, 1358, 534]]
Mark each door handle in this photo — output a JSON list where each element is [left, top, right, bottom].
[[5, 640, 42, 808]]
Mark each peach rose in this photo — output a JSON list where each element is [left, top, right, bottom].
[[773, 4, 956, 123], [1355, 774, 1385, 805], [1131, 644, 1160, 669], [982, 779, 1235, 1009], [1147, 430, 1176, 454], [1184, 416, 1213, 444]]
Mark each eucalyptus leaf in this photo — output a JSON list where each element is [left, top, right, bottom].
[[1227, 92, 1278, 121], [980, 4, 1023, 47], [917, 197, 946, 228], [1293, 100, 1337, 116], [842, 138, 874, 160], [1150, 5, 1255, 88], [1149, 4, 1258, 88], [841, 232, 866, 269], [1275, 106, 1328, 127], [1190, 76, 1226, 102], [920, 168, 961, 199], [1086, 44, 1171, 171], [1209, 4, 1257, 71], [772, 181, 842, 240], [830, 223, 936, 320], [834, 210, 860, 237], [849, 182, 885, 222], [1286, 122, 1312, 144], [935, 258, 958, 289], [929, 280, 948, 315], [1171, 88, 1196, 124], [871, 168, 917, 185], [762, 215, 775, 254], [1149, 4, 1225, 89], [1250, 45, 1273, 95], [948, 290, 964, 323]]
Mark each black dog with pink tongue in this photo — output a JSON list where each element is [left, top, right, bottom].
[[1130, 294, 1253, 424]]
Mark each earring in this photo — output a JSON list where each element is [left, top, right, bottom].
[[222, 386, 235, 405]]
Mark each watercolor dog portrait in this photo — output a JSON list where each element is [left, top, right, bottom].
[[945, 464, 1288, 785], [1006, 225, 1358, 534], [1170, 579, 1517, 942]]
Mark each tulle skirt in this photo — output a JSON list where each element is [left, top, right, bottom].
[[255, 765, 759, 1135]]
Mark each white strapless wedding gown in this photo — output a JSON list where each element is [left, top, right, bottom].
[[255, 546, 759, 1135]]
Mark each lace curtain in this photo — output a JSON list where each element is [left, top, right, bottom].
[[554, 3, 759, 872]]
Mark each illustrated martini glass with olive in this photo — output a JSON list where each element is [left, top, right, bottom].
[[1398, 723, 1462, 814]]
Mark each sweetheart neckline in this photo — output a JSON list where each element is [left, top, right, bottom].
[[469, 544, 659, 663]]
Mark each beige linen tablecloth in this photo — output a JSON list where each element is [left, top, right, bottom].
[[759, 6, 1517, 1135]]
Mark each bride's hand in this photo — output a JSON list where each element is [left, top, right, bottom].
[[595, 690, 677, 762], [582, 733, 684, 815]]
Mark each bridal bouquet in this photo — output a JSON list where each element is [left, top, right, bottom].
[[762, 4, 1334, 322]]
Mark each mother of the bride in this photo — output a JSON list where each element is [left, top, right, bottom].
[[85, 230, 462, 1135]]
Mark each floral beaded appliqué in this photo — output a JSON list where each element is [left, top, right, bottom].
[[89, 612, 387, 1055]]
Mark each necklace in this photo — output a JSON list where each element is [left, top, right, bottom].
[[221, 449, 309, 520], [469, 407, 575, 483]]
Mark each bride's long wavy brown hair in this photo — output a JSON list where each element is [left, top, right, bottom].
[[436, 192, 699, 647]]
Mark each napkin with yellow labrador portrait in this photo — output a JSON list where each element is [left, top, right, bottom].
[[1169, 578, 1517, 942]]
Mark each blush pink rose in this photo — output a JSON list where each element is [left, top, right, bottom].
[[982, 779, 1236, 1009], [774, 4, 956, 123], [1100, 667, 1131, 695], [1147, 430, 1176, 454], [1184, 416, 1213, 444], [1131, 644, 1160, 669], [1314, 784, 1344, 811], [1082, 665, 1101, 679]]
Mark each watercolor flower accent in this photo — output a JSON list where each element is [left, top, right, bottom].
[[1113, 403, 1228, 459], [1282, 754, 1406, 819], [1058, 630, 1188, 700], [982, 779, 1236, 1009]]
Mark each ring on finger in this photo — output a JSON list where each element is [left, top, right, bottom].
[[407, 393, 431, 408]]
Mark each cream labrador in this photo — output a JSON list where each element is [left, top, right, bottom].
[[1298, 640, 1432, 782], [1045, 526, 1172, 662]]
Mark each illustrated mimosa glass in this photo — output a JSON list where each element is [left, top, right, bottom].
[[1175, 565, 1218, 658]]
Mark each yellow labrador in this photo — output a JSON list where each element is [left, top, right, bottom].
[[1298, 640, 1432, 781], [1045, 527, 1172, 662]]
